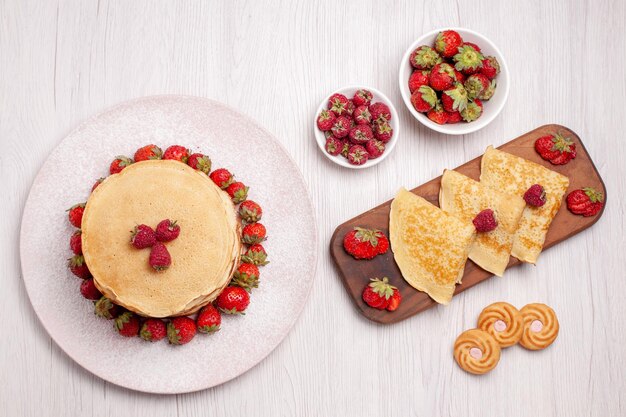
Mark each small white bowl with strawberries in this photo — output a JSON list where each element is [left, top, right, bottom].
[[314, 86, 399, 169], [399, 28, 509, 135]]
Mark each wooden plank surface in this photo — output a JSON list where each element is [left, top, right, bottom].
[[1, 1, 626, 417], [331, 124, 606, 323]]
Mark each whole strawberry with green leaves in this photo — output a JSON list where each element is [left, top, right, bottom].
[[410, 45, 442, 70], [343, 227, 389, 260], [454, 44, 484, 75], [197, 305, 221, 334], [435, 30, 463, 58], [140, 318, 167, 342], [411, 85, 438, 113], [534, 133, 577, 165], [361, 277, 400, 310], [442, 83, 468, 113], [242, 244, 268, 266], [187, 153, 212, 174]]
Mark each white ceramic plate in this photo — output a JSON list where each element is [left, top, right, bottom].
[[313, 85, 400, 169], [398, 27, 510, 135], [19, 95, 317, 394]]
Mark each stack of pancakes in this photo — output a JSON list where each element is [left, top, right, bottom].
[[81, 160, 242, 318]]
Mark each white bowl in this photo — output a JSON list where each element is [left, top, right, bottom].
[[398, 28, 509, 135], [314, 85, 400, 169]]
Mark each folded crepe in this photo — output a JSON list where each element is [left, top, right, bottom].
[[389, 188, 475, 305], [479, 146, 569, 264], [439, 169, 526, 276], [82, 160, 241, 317]]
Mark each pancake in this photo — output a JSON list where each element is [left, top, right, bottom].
[[389, 188, 475, 305], [439, 169, 526, 276], [480, 146, 569, 264], [82, 160, 241, 317]]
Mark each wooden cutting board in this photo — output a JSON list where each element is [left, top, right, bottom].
[[330, 124, 607, 324]]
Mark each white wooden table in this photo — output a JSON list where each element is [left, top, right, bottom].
[[2, 1, 625, 416]]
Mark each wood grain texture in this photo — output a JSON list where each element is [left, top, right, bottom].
[[1, 1, 625, 416], [331, 125, 606, 323]]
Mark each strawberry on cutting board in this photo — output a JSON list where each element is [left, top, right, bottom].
[[343, 227, 389, 260], [361, 277, 401, 311]]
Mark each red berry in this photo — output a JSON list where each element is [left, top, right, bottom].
[[70, 230, 82, 255], [163, 145, 190, 163], [410, 45, 442, 70], [343, 227, 389, 260], [68, 255, 91, 279], [94, 297, 119, 319], [167, 316, 196, 345], [197, 305, 221, 333], [149, 242, 171, 271], [130, 224, 156, 249], [372, 121, 393, 143], [187, 153, 212, 174], [365, 139, 385, 159], [353, 89, 373, 107], [361, 277, 396, 310], [114, 312, 140, 337], [473, 209, 498, 232], [317, 109, 336, 131], [216, 286, 250, 314], [353, 105, 372, 125], [242, 222, 266, 244], [91, 177, 105, 192], [226, 181, 249, 204], [155, 219, 180, 242], [348, 125, 374, 144], [239, 200, 262, 223], [327, 93, 350, 117], [347, 145, 369, 166], [109, 156, 133, 175], [369, 102, 391, 123], [134, 144, 163, 162], [435, 30, 463, 58], [231, 262, 260, 291], [427, 104, 449, 125], [67, 203, 85, 228], [386, 288, 402, 311], [209, 168, 234, 189], [80, 278, 102, 300], [446, 111, 463, 124], [460, 99, 483, 122], [523, 184, 547, 207], [325, 137, 343, 156], [241, 244, 268, 266], [429, 63, 457, 91], [140, 318, 167, 342], [480, 56, 500, 79], [411, 85, 437, 113], [408, 70, 430, 93], [330, 116, 351, 138]]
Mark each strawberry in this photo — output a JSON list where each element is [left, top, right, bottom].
[[365, 139, 385, 159], [460, 99, 483, 122], [134, 144, 163, 161], [473, 209, 498, 232], [410, 45, 442, 70], [369, 102, 392, 123], [343, 227, 389, 260], [478, 80, 497, 100], [534, 133, 577, 165], [114, 312, 140, 337], [349, 125, 374, 144], [372, 121, 393, 143], [453, 44, 484, 75], [442, 83, 468, 112], [140, 318, 167, 342], [410, 85, 437, 112], [149, 242, 171, 271], [353, 89, 373, 107], [567, 188, 604, 217], [67, 203, 85, 228], [523, 184, 547, 207], [429, 63, 457, 91], [239, 200, 262, 223], [427, 102, 449, 125], [209, 168, 234, 189], [167, 316, 196, 345], [347, 145, 369, 166], [480, 56, 500, 79], [109, 156, 133, 175], [317, 109, 336, 131], [340, 140, 351, 158], [361, 277, 396, 310], [408, 70, 430, 93], [130, 224, 156, 249], [241, 244, 268, 266], [187, 153, 212, 174], [353, 106, 372, 125], [94, 297, 119, 319], [325, 137, 343, 156], [345, 100, 356, 117], [197, 305, 221, 333], [163, 145, 190, 163], [435, 30, 463, 58], [91, 177, 105, 192], [70, 230, 82, 255], [331, 116, 351, 139], [454, 69, 466, 84], [386, 288, 402, 311], [226, 181, 249, 204], [446, 110, 463, 124], [232, 262, 260, 291], [216, 286, 250, 314], [462, 41, 482, 52], [328, 93, 350, 117], [80, 278, 102, 300], [155, 219, 180, 242], [242, 222, 266, 244], [464, 73, 490, 100], [68, 255, 91, 279]]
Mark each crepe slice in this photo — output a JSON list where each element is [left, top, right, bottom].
[[389, 187, 475, 305], [480, 146, 570, 264], [439, 169, 526, 276]]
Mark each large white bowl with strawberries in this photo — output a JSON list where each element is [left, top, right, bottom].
[[314, 86, 399, 169], [399, 28, 509, 135]]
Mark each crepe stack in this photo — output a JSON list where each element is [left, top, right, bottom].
[[480, 146, 569, 264], [389, 188, 475, 305], [439, 169, 526, 276], [82, 160, 242, 318]]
